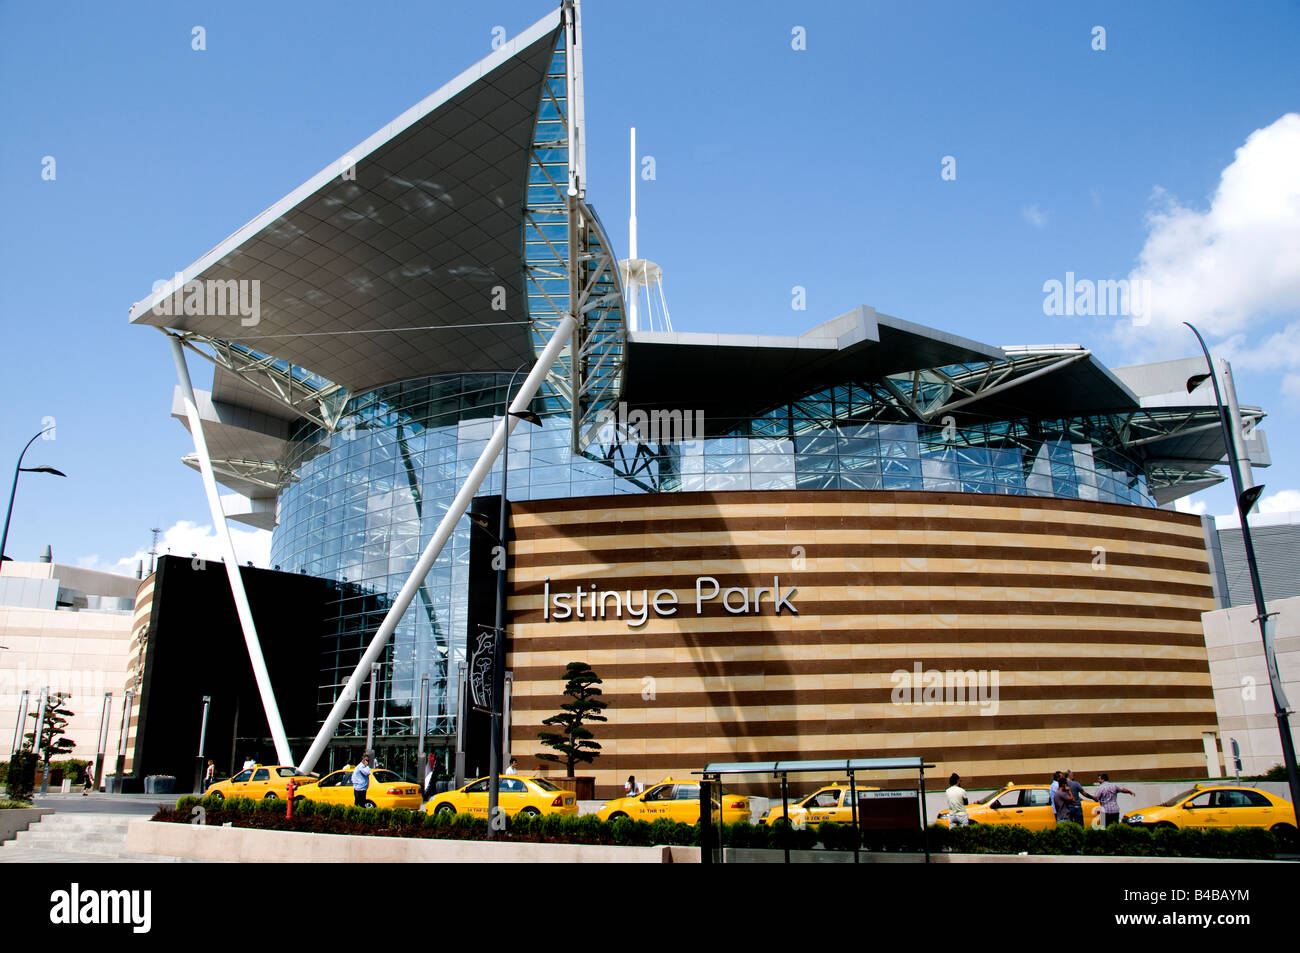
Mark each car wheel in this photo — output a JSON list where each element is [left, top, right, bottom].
[[434, 803, 456, 816], [364, 800, 376, 809], [1270, 823, 1297, 848], [211, 791, 224, 802], [520, 806, 541, 818], [263, 792, 278, 800], [1155, 821, 1177, 830], [608, 811, 629, 822]]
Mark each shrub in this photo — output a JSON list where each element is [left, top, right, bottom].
[[1032, 821, 1085, 855], [5, 753, 37, 802]]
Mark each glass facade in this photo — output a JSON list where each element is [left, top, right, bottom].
[[269, 371, 1157, 756]]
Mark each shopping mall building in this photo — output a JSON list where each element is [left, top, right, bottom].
[[127, 3, 1277, 795]]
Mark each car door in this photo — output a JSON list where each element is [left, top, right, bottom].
[[498, 777, 529, 815], [669, 783, 702, 823], [461, 779, 491, 816], [1220, 788, 1270, 829], [983, 788, 1025, 826], [803, 788, 841, 827], [635, 783, 675, 820], [246, 767, 271, 798], [1179, 790, 1222, 829], [1018, 788, 1057, 830]]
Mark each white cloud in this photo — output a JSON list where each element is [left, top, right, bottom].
[[78, 520, 272, 576], [1116, 114, 1300, 367], [1021, 204, 1048, 228], [1202, 487, 1300, 528], [1174, 497, 1208, 516], [1257, 488, 1300, 514]]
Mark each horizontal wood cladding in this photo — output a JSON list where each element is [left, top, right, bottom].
[[514, 543, 1210, 575], [510, 684, 1216, 708], [510, 626, 1212, 653], [512, 488, 1208, 528], [505, 490, 1217, 787]]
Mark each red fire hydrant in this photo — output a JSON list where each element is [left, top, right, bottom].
[[286, 780, 297, 819]]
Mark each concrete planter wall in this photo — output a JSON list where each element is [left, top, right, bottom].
[[0, 807, 53, 844], [126, 820, 681, 863]]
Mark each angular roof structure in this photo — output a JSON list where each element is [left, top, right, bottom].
[[131, 2, 1269, 522], [130, 9, 565, 394]]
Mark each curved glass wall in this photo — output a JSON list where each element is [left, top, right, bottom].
[[270, 373, 1156, 761]]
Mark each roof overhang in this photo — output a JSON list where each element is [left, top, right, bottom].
[[130, 9, 565, 393]]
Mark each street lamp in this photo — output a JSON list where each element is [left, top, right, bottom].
[[1, 427, 67, 566], [1185, 322, 1300, 829], [468, 364, 541, 838]]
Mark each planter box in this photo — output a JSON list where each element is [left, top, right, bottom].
[[126, 820, 679, 864]]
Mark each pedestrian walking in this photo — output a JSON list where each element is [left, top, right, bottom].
[[352, 753, 373, 807], [504, 757, 519, 775], [422, 753, 437, 800], [1094, 773, 1134, 828], [203, 760, 215, 791], [945, 773, 970, 827], [82, 764, 94, 797]]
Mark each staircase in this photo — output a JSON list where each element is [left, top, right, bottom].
[[0, 812, 192, 862]]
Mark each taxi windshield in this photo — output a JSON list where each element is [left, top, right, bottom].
[[975, 788, 1009, 806], [1162, 788, 1200, 807], [529, 778, 561, 792]]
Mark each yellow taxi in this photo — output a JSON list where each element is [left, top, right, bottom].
[[1123, 784, 1297, 841], [203, 764, 318, 801], [758, 782, 879, 826], [935, 782, 1102, 830], [425, 776, 577, 819], [596, 777, 752, 824], [297, 766, 423, 810]]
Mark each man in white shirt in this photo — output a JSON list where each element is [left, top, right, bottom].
[[945, 773, 969, 827]]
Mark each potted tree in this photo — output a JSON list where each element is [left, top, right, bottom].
[[536, 662, 607, 801]]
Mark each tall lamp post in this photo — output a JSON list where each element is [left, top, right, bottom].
[[1185, 322, 1300, 830], [469, 364, 541, 838], [1, 427, 67, 566]]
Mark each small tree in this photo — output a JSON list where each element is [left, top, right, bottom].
[[25, 692, 76, 778], [536, 662, 608, 778]]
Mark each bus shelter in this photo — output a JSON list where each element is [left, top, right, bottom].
[[695, 757, 936, 864]]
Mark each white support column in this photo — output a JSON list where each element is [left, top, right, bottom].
[[296, 313, 579, 775], [168, 332, 293, 765]]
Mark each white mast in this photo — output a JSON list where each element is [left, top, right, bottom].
[[620, 126, 671, 332]]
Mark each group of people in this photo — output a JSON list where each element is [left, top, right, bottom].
[[944, 770, 1135, 827]]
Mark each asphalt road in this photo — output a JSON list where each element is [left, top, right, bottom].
[[31, 794, 168, 816]]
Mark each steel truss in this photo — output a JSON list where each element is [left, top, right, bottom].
[[181, 454, 297, 493], [171, 330, 350, 431]]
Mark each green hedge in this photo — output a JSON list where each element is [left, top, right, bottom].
[[159, 797, 1280, 858], [930, 821, 1279, 860]]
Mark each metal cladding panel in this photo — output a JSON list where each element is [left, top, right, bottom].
[[130, 18, 564, 393], [1215, 523, 1300, 608]]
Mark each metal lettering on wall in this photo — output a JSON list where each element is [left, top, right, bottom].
[[542, 575, 798, 627]]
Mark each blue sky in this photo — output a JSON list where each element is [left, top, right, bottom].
[[1, 0, 1298, 572]]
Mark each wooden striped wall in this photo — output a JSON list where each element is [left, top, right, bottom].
[[505, 490, 1218, 797]]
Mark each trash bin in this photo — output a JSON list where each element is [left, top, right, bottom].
[[60, 779, 72, 794]]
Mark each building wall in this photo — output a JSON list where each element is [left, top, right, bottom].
[[506, 490, 1219, 797], [1203, 594, 1300, 776], [1212, 514, 1300, 609], [0, 563, 136, 766]]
